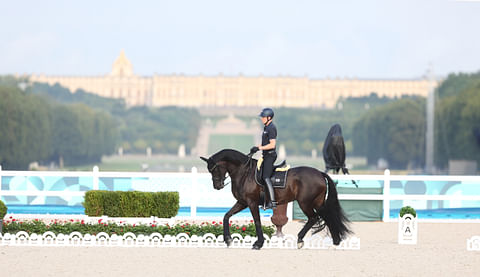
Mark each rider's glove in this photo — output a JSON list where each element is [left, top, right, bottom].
[[250, 146, 259, 154]]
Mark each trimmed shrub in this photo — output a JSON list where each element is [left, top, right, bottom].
[[0, 200, 7, 219], [399, 206, 417, 218], [83, 191, 179, 218], [84, 191, 104, 216]]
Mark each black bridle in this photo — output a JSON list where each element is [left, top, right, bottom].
[[209, 163, 231, 189], [209, 153, 254, 189]]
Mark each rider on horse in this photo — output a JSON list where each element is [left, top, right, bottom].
[[251, 107, 278, 210]]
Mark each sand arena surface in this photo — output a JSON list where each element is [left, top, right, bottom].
[[1, 221, 479, 277]]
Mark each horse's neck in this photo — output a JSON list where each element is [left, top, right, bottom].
[[223, 160, 242, 177], [224, 160, 251, 186]]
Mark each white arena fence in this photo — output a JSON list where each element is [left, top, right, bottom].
[[1, 166, 480, 222], [0, 231, 360, 250]]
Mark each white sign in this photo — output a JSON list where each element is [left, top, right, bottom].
[[398, 214, 417, 244], [467, 236, 480, 251]]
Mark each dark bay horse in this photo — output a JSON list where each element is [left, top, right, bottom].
[[201, 149, 351, 250]]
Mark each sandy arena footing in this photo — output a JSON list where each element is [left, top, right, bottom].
[[0, 221, 479, 276]]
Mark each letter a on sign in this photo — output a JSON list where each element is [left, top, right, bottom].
[[398, 214, 417, 244]]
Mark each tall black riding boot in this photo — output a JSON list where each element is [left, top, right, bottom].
[[263, 177, 277, 210]]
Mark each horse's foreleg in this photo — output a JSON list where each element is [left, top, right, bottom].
[[223, 201, 247, 247], [248, 203, 264, 250]]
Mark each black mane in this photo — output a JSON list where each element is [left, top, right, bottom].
[[210, 149, 249, 165]]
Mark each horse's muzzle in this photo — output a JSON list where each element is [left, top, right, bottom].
[[214, 183, 225, 190]]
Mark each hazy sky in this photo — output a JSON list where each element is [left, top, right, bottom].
[[1, 0, 479, 79]]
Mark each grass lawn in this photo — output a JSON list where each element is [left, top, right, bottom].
[[208, 134, 254, 155]]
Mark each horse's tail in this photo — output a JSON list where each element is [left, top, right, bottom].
[[316, 172, 352, 245]]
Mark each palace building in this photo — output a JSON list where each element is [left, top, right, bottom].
[[30, 51, 438, 109]]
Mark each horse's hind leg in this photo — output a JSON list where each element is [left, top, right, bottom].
[[296, 202, 317, 249]]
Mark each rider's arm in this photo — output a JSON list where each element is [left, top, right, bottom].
[[258, 139, 276, 151]]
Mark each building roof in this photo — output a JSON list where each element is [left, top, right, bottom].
[[110, 50, 134, 77]]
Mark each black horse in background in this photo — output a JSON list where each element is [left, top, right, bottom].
[[201, 149, 351, 250], [323, 124, 358, 187], [323, 124, 350, 174]]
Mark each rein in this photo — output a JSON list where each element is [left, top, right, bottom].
[[211, 153, 254, 189], [210, 163, 231, 188], [238, 153, 254, 187]]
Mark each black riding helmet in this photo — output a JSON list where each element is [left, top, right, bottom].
[[259, 108, 274, 119]]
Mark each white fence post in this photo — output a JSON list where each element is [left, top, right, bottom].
[[93, 166, 99, 190], [191, 167, 197, 218], [287, 202, 293, 222], [383, 169, 391, 222]]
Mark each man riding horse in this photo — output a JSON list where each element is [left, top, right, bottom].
[[201, 108, 352, 250], [250, 107, 277, 210]]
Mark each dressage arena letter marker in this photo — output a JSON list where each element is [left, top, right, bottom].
[[467, 236, 480, 251], [398, 214, 418, 244]]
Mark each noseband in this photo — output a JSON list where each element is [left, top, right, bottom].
[[210, 163, 230, 189]]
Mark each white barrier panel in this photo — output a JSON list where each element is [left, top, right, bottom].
[[0, 232, 360, 250], [398, 214, 418, 244], [303, 234, 361, 250], [467, 236, 480, 251], [2, 167, 480, 222]]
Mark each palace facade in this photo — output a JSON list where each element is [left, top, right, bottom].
[[30, 51, 438, 108]]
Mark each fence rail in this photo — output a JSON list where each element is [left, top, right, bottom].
[[1, 166, 480, 222]]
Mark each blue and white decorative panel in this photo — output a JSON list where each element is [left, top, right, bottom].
[[1, 175, 92, 206]]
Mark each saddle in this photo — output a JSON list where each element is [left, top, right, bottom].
[[254, 157, 290, 189]]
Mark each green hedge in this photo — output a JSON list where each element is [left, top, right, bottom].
[[83, 191, 179, 218], [0, 200, 7, 219], [399, 206, 417, 218]]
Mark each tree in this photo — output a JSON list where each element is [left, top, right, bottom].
[[436, 71, 480, 99], [435, 84, 480, 167], [50, 104, 118, 166], [0, 85, 52, 169], [352, 98, 426, 169]]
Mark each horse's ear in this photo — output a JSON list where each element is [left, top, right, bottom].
[[200, 157, 209, 163]]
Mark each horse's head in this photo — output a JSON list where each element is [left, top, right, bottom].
[[200, 156, 228, 190]]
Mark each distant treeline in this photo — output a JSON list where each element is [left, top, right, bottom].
[[272, 72, 480, 170], [29, 82, 200, 156], [434, 72, 480, 167], [274, 93, 395, 157], [352, 71, 480, 169], [2, 71, 479, 170], [0, 78, 117, 169], [0, 76, 200, 169]]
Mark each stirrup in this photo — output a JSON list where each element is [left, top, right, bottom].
[[263, 201, 277, 210]]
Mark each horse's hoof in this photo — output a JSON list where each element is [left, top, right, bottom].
[[297, 241, 304, 249], [273, 232, 284, 238], [225, 238, 232, 248], [252, 241, 263, 250]]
